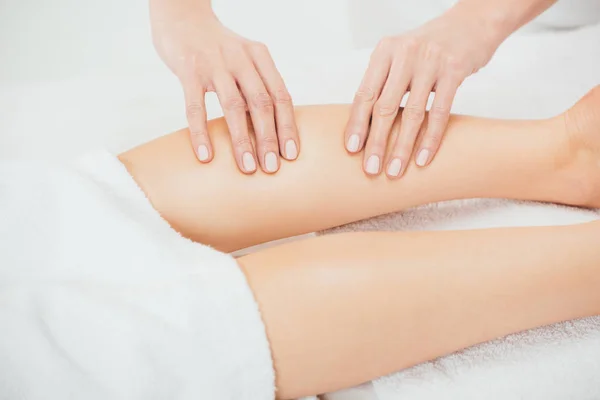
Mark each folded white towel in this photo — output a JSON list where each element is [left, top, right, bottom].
[[320, 199, 600, 400], [0, 152, 274, 400]]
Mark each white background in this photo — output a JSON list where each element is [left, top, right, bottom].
[[0, 1, 598, 167], [0, 1, 599, 399]]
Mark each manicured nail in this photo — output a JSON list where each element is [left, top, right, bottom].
[[387, 158, 402, 177], [197, 145, 209, 161], [416, 149, 430, 167], [242, 152, 256, 172], [265, 151, 278, 173], [366, 155, 380, 175], [285, 140, 298, 160], [347, 134, 360, 152]]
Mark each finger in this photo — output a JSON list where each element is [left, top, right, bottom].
[[387, 76, 435, 178], [183, 81, 212, 162], [234, 57, 279, 174], [345, 47, 392, 154], [396, 63, 437, 171], [384, 116, 406, 178], [417, 78, 459, 167], [249, 43, 299, 161], [363, 59, 411, 175], [213, 73, 257, 174]]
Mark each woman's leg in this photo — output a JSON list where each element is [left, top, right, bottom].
[[238, 221, 600, 399], [119, 87, 600, 252]]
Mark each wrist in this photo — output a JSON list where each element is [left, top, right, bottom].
[[447, 0, 520, 52], [150, 0, 217, 27]]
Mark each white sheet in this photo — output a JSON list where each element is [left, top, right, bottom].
[[1, 18, 599, 400]]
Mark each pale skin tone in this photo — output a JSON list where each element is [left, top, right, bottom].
[[350, 0, 557, 175], [150, 0, 298, 174], [149, 0, 556, 176], [119, 86, 600, 398]]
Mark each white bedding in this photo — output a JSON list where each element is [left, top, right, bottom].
[[1, 13, 599, 400], [0, 152, 275, 400]]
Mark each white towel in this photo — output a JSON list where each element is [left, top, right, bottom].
[[319, 199, 600, 400], [0, 152, 275, 400]]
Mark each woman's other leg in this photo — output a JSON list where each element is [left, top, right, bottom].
[[120, 88, 600, 252], [238, 221, 600, 399]]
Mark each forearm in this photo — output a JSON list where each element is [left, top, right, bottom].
[[149, 0, 214, 25], [451, 0, 557, 46], [120, 105, 575, 252], [239, 221, 600, 398]]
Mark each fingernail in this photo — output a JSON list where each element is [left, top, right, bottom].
[[242, 152, 256, 173], [285, 140, 298, 160], [366, 155, 380, 175], [416, 149, 430, 167], [387, 158, 402, 177], [197, 145, 209, 161], [347, 134, 360, 152], [265, 152, 278, 173]]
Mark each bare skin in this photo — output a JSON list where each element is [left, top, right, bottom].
[[349, 0, 557, 174], [121, 88, 599, 253], [240, 223, 600, 399], [119, 87, 600, 398], [150, 0, 299, 172]]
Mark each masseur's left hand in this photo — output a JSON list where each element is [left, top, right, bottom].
[[345, 4, 503, 178]]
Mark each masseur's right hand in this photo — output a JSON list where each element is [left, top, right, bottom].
[[150, 0, 299, 174]]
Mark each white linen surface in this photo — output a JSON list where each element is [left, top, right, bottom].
[[0, 17, 598, 400]]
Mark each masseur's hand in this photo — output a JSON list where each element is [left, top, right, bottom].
[[346, 5, 501, 178], [150, 1, 298, 174]]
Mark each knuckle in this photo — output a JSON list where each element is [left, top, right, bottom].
[[374, 101, 398, 117], [404, 105, 425, 122], [429, 105, 450, 121], [250, 41, 269, 53], [423, 42, 442, 60], [251, 92, 274, 111], [377, 36, 394, 50], [223, 95, 246, 112], [233, 136, 253, 148], [259, 134, 278, 146], [355, 87, 376, 103], [444, 55, 466, 75], [425, 134, 442, 146], [277, 122, 297, 137], [273, 88, 292, 105], [401, 36, 420, 53], [186, 103, 204, 119], [189, 128, 209, 139], [226, 41, 246, 55]]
